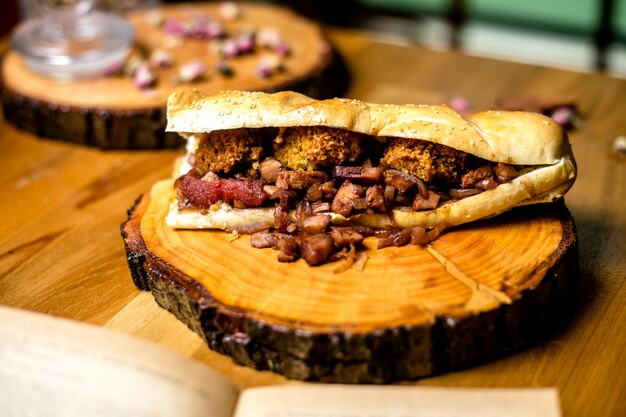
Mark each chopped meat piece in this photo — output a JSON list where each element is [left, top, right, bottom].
[[381, 138, 470, 183], [277, 236, 299, 256], [274, 126, 368, 170], [276, 170, 329, 190], [193, 128, 264, 174], [302, 214, 331, 234], [305, 183, 323, 201], [412, 191, 440, 211], [277, 252, 298, 262], [330, 227, 364, 247], [494, 163, 518, 183], [258, 157, 282, 183], [319, 180, 338, 200], [176, 174, 268, 208], [331, 180, 365, 217], [301, 234, 335, 265], [366, 185, 386, 212], [250, 232, 293, 249], [461, 165, 493, 188], [333, 166, 383, 184]]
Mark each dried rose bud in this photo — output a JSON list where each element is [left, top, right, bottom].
[[256, 55, 283, 79], [256, 64, 272, 79], [256, 27, 282, 49], [163, 18, 185, 36], [150, 49, 173, 68], [449, 97, 470, 114], [613, 136, 626, 157], [237, 33, 255, 54], [551, 106, 574, 127], [220, 1, 241, 20], [274, 41, 291, 57], [178, 60, 207, 83], [187, 18, 224, 39], [221, 38, 240, 58], [124, 55, 147, 76], [216, 60, 234, 76], [133, 64, 157, 89]]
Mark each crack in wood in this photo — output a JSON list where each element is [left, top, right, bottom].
[[424, 245, 512, 311]]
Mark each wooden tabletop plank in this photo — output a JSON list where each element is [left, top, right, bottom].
[[0, 28, 624, 416]]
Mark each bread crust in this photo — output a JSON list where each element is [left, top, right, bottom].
[[165, 90, 577, 231], [167, 89, 570, 165]]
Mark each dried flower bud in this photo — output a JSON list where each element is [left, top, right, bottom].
[[216, 60, 234, 76], [274, 41, 290, 57], [613, 136, 626, 157], [551, 106, 574, 127], [449, 97, 470, 114], [133, 64, 157, 89], [150, 49, 173, 68], [256, 55, 283, 79], [178, 60, 207, 83], [163, 19, 185, 36], [220, 2, 241, 20], [124, 55, 147, 76], [237, 33, 255, 54], [256, 27, 282, 49], [221, 38, 240, 58]]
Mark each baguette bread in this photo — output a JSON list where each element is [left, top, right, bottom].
[[165, 89, 576, 233]]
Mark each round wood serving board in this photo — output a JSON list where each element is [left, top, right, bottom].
[[121, 180, 579, 383], [1, 3, 346, 149]]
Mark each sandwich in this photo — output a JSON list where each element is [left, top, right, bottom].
[[165, 89, 577, 266]]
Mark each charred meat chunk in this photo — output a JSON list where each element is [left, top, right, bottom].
[[331, 180, 365, 217], [301, 234, 335, 266], [276, 170, 329, 190], [365, 185, 386, 212], [330, 227, 364, 247], [258, 157, 283, 183], [193, 128, 264, 174], [412, 190, 440, 211], [302, 214, 331, 234], [381, 138, 470, 184], [273, 126, 368, 170]]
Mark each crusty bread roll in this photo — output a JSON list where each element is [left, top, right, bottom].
[[165, 89, 576, 231]]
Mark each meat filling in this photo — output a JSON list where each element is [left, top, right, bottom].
[[175, 126, 527, 267]]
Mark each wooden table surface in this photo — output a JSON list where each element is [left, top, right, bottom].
[[1, 29, 624, 417]]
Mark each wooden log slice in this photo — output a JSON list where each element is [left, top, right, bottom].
[[121, 180, 579, 383], [0, 3, 347, 149]]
